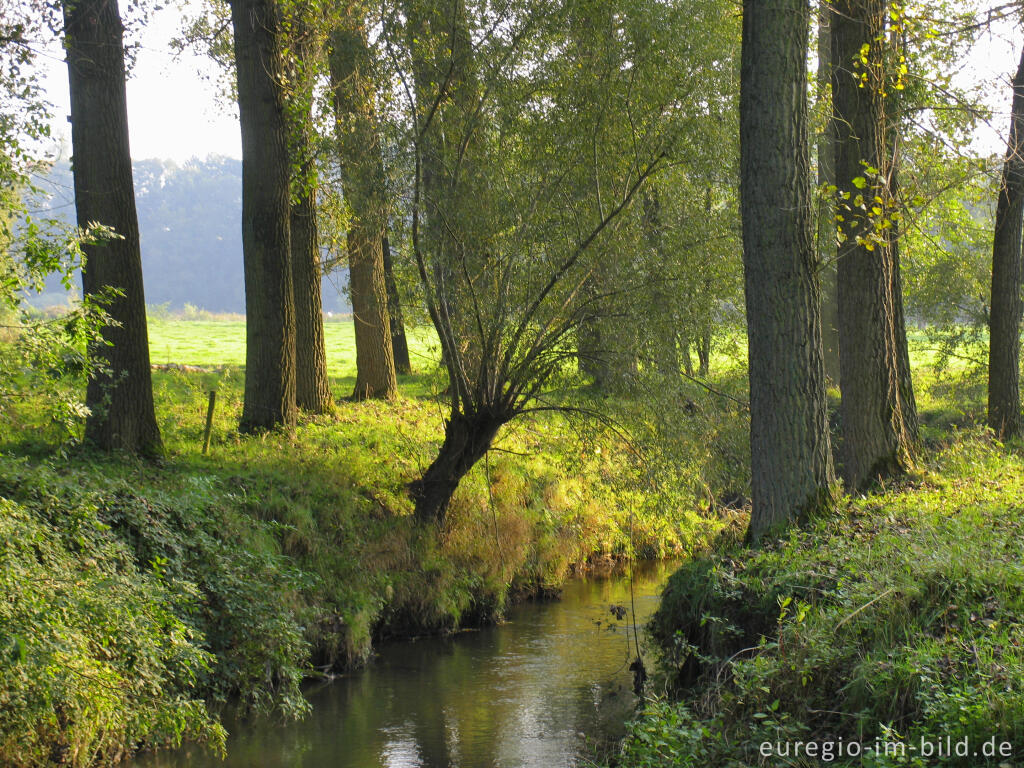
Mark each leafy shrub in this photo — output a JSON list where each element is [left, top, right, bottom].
[[0, 495, 223, 767]]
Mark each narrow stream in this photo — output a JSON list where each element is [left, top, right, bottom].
[[132, 561, 677, 768]]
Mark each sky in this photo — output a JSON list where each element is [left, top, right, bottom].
[[37, 3, 1020, 163], [40, 4, 242, 163]]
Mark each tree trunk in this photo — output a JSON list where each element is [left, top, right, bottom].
[[577, 304, 609, 388], [63, 0, 162, 456], [230, 0, 297, 434], [642, 191, 681, 379], [288, 24, 333, 415], [739, 0, 837, 542], [833, 0, 918, 488], [383, 235, 412, 375], [410, 410, 505, 525], [328, 9, 398, 401], [697, 329, 711, 378], [816, 2, 841, 385], [988, 46, 1024, 440], [292, 185, 334, 413]]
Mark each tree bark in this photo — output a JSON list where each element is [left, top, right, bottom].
[[328, 7, 398, 401], [63, 0, 162, 456], [833, 0, 918, 488], [642, 191, 681, 380], [289, 24, 334, 415], [410, 410, 505, 525], [230, 0, 297, 433], [740, 0, 837, 542], [292, 185, 334, 413], [988, 46, 1024, 440], [816, 2, 841, 385], [383, 235, 412, 375]]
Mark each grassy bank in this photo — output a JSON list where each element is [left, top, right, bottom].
[[0, 320, 727, 767], [615, 430, 1024, 767]]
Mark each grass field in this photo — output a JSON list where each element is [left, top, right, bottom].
[[147, 319, 441, 383]]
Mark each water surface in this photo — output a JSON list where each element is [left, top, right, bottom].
[[133, 561, 675, 768]]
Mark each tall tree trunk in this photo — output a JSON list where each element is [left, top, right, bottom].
[[642, 191, 681, 379], [817, 2, 841, 385], [63, 0, 162, 456], [328, 7, 398, 401], [230, 0, 297, 433], [739, 0, 837, 542], [383, 235, 412, 375], [289, 24, 333, 414], [292, 186, 333, 412], [988, 46, 1024, 440], [833, 0, 917, 488], [697, 328, 711, 378], [577, 295, 609, 388]]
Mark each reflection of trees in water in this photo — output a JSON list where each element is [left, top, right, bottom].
[[131, 563, 674, 768]]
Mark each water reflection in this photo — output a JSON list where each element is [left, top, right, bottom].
[[132, 561, 675, 768]]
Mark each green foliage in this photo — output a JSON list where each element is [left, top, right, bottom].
[[0, 316, 732, 764], [0, 468, 225, 767], [617, 433, 1024, 767]]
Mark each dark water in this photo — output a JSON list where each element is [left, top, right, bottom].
[[132, 561, 676, 768]]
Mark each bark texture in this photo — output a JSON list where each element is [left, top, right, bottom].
[[289, 25, 333, 414], [382, 236, 412, 375], [292, 186, 333, 412], [987, 47, 1024, 439], [816, 2, 841, 384], [642, 191, 681, 380], [230, 0, 297, 433], [63, 0, 162, 456], [328, 7, 398, 401], [832, 0, 918, 489], [740, 0, 836, 541], [410, 411, 505, 525]]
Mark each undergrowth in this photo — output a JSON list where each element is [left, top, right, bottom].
[[616, 431, 1024, 767], [0, 351, 739, 766]]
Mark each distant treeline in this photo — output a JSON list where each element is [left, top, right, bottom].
[[35, 156, 350, 314]]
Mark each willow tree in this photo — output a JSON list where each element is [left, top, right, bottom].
[[739, 0, 836, 541], [988, 45, 1024, 440], [229, 0, 297, 432], [833, 0, 917, 489], [328, 2, 398, 401], [63, 0, 162, 455], [393, 0, 721, 523]]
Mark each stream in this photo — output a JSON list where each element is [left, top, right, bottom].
[[131, 560, 677, 768]]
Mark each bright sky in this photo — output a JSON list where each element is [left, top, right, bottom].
[[36, 3, 1021, 163], [41, 4, 241, 163]]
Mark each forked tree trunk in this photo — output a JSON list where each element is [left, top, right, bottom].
[[383, 236, 412, 375], [410, 410, 506, 524], [230, 0, 297, 433], [739, 0, 837, 541], [833, 0, 917, 488], [988, 46, 1024, 440], [64, 0, 162, 456], [328, 9, 398, 401]]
